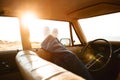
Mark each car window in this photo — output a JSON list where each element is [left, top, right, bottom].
[[28, 19, 71, 48], [0, 17, 22, 50], [79, 12, 120, 42]]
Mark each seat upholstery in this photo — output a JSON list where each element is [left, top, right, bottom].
[[16, 50, 85, 80], [117, 73, 120, 80]]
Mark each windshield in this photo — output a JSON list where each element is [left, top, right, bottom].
[[79, 12, 120, 42]]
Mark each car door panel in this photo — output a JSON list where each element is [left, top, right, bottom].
[[0, 50, 23, 80]]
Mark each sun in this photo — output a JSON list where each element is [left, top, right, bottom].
[[20, 12, 41, 42], [21, 12, 37, 27]]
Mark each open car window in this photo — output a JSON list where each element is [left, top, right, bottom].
[[79, 12, 120, 42], [0, 17, 22, 50], [28, 19, 71, 48], [29, 19, 81, 48]]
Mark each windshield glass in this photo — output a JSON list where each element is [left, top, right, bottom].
[[0, 17, 22, 50], [79, 12, 120, 42]]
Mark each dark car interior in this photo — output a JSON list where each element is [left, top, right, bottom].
[[0, 0, 120, 80]]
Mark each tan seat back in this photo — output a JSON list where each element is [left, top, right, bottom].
[[16, 50, 85, 80]]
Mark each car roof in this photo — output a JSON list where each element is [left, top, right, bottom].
[[0, 0, 120, 21]]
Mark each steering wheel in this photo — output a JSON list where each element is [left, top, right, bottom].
[[81, 39, 112, 71]]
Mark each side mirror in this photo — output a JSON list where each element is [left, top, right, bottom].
[[60, 38, 71, 46]]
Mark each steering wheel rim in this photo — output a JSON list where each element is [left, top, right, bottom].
[[81, 39, 112, 71]]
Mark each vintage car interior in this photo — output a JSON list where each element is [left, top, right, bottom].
[[0, 0, 120, 80]]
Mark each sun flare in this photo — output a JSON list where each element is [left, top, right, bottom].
[[21, 12, 37, 27]]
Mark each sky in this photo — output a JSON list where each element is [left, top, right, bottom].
[[0, 17, 21, 41], [79, 12, 120, 41], [0, 15, 69, 42], [0, 12, 120, 42]]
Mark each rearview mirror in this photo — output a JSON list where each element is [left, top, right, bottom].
[[60, 38, 71, 46]]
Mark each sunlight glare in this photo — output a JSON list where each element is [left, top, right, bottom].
[[21, 12, 37, 27]]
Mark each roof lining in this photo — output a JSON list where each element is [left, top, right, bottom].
[[67, 2, 120, 20], [68, 2, 120, 17]]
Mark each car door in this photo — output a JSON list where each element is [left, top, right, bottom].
[[0, 16, 23, 80]]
